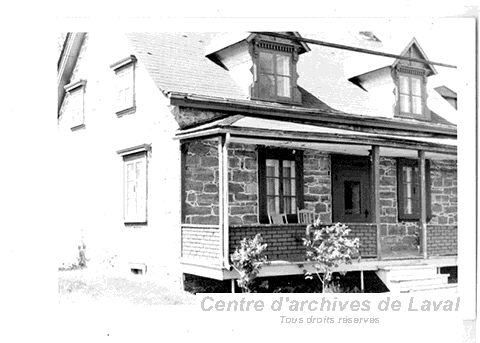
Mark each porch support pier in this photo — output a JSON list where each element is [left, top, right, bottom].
[[370, 145, 381, 259], [218, 133, 231, 268], [418, 150, 428, 259]]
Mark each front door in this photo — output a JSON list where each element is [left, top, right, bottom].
[[332, 155, 371, 223]]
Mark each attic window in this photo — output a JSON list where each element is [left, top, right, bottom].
[[110, 55, 137, 116], [64, 79, 86, 130], [252, 42, 300, 103], [394, 66, 430, 121]]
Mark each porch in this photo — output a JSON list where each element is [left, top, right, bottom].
[[177, 115, 457, 284]]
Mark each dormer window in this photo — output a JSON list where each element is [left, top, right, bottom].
[[258, 49, 292, 99], [392, 38, 436, 121], [205, 32, 309, 105], [394, 66, 430, 121], [399, 73, 423, 115], [252, 41, 302, 104]]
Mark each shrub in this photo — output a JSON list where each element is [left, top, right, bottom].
[[77, 242, 87, 268], [303, 221, 360, 292], [230, 234, 268, 293]]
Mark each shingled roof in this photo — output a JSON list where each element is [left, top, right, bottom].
[[125, 32, 456, 127]]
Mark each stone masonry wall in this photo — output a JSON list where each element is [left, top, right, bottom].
[[430, 160, 457, 225], [228, 143, 259, 225], [303, 151, 332, 223], [184, 139, 219, 224], [379, 157, 420, 254]]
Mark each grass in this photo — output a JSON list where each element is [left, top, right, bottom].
[[58, 268, 196, 305]]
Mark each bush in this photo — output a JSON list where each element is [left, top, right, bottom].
[[77, 242, 87, 268], [230, 234, 268, 293], [303, 221, 360, 292]]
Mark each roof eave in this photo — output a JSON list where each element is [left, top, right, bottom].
[[57, 33, 86, 116], [167, 92, 457, 137]]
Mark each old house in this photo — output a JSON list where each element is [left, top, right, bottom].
[[57, 31, 457, 292]]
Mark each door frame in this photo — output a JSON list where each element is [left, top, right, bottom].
[[331, 154, 372, 223]]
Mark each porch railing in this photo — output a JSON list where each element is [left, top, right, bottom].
[[228, 223, 378, 262], [180, 223, 457, 267]]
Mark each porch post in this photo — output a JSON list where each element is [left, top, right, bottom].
[[218, 134, 230, 268], [371, 145, 381, 259], [418, 150, 428, 259]]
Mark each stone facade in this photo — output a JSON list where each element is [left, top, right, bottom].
[[378, 157, 420, 254], [303, 151, 332, 223], [228, 143, 259, 225], [183, 139, 219, 225], [430, 160, 457, 225], [182, 139, 457, 258]]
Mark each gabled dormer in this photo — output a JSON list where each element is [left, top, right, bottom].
[[392, 38, 437, 121], [348, 37, 438, 122], [206, 32, 310, 104]]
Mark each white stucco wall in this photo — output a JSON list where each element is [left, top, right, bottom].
[[57, 33, 181, 277]]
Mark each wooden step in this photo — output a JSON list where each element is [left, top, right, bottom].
[[390, 274, 450, 287], [398, 283, 458, 293]]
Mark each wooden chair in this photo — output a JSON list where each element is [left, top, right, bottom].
[[297, 208, 316, 224], [268, 213, 288, 224]]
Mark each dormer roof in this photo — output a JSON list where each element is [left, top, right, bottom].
[[57, 31, 456, 130], [393, 37, 437, 75], [205, 31, 310, 59]]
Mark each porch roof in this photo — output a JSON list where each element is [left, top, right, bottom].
[[175, 115, 457, 158]]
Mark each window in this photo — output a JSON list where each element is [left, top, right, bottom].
[[397, 158, 431, 221], [117, 144, 150, 224], [252, 41, 300, 103], [258, 50, 292, 99], [399, 74, 423, 115], [394, 66, 430, 121], [110, 55, 136, 115], [64, 79, 86, 129], [258, 148, 303, 223]]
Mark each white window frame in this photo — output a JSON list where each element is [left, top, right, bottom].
[[394, 66, 431, 121], [64, 79, 86, 130], [110, 55, 137, 116], [117, 144, 150, 224]]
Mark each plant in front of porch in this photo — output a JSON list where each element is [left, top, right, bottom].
[[303, 221, 360, 292], [230, 234, 268, 293]]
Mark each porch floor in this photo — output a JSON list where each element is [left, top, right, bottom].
[[181, 255, 457, 281]]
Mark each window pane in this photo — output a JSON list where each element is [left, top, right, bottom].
[[276, 54, 290, 76], [259, 74, 275, 98], [344, 181, 361, 214], [400, 94, 411, 113], [283, 197, 292, 214], [283, 178, 291, 196], [291, 196, 296, 214], [266, 178, 276, 195], [412, 96, 422, 114], [411, 78, 421, 96], [258, 52, 274, 73], [277, 76, 291, 97], [403, 166, 413, 214], [266, 159, 279, 177], [399, 75, 410, 94], [267, 197, 277, 213]]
